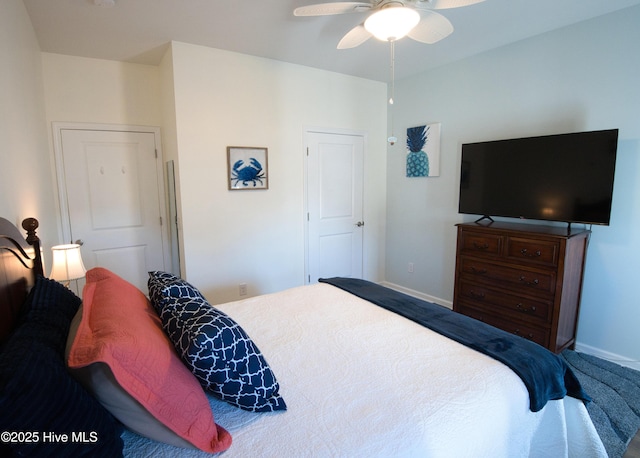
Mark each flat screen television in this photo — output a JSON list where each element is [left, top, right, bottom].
[[458, 129, 619, 226]]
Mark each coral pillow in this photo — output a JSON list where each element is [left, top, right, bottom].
[[67, 268, 231, 453]]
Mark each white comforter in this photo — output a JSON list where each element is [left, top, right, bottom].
[[123, 283, 606, 457]]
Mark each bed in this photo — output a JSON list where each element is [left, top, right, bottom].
[[0, 217, 607, 457]]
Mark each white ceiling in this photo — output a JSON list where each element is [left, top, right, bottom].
[[23, 0, 640, 82]]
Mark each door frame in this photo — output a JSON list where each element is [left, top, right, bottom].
[[51, 122, 172, 272], [303, 126, 367, 284]]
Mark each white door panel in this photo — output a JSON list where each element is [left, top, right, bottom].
[[319, 232, 355, 278], [307, 131, 364, 283], [58, 128, 167, 294], [85, 143, 144, 229]]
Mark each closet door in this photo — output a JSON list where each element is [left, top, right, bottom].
[[306, 130, 364, 283]]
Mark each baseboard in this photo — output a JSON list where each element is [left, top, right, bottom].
[[379, 282, 639, 371], [379, 281, 453, 310], [574, 342, 640, 371], [380, 282, 639, 371]]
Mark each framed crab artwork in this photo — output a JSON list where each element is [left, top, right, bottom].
[[227, 146, 269, 190]]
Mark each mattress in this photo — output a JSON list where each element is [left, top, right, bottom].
[[122, 283, 606, 457]]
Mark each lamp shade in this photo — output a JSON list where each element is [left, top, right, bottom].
[[50, 244, 87, 282], [364, 6, 420, 41]]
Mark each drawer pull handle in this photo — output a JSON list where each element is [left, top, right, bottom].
[[471, 266, 488, 275], [520, 248, 542, 257], [469, 290, 485, 300], [513, 329, 535, 340], [516, 303, 536, 313], [473, 242, 489, 250], [519, 276, 539, 286]]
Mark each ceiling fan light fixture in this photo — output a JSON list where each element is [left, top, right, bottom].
[[364, 6, 420, 42]]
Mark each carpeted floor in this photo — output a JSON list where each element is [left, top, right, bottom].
[[561, 350, 640, 458]]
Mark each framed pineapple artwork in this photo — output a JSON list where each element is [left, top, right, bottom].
[[406, 122, 441, 177]]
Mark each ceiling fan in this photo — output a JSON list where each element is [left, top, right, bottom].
[[294, 0, 485, 49]]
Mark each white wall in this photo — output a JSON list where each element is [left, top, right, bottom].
[[41, 53, 162, 128], [0, 0, 58, 266], [166, 42, 387, 303], [386, 6, 640, 363], [37, 43, 387, 305]]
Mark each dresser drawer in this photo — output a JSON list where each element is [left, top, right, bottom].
[[458, 257, 556, 296], [455, 222, 590, 353], [459, 231, 502, 256], [506, 237, 559, 267], [457, 280, 552, 324], [456, 304, 549, 347]]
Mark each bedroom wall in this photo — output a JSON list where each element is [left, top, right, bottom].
[[40, 53, 162, 128], [164, 42, 387, 303], [386, 6, 640, 365], [0, 0, 58, 265], [35, 43, 387, 305]]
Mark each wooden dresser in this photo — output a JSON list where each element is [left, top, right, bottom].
[[453, 221, 590, 353]]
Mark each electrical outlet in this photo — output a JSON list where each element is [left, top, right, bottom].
[[239, 283, 247, 296], [408, 262, 414, 273]]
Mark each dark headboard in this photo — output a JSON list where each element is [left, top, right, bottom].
[[0, 217, 44, 343]]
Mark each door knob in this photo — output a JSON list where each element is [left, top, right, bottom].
[[355, 221, 365, 227], [74, 239, 84, 246]]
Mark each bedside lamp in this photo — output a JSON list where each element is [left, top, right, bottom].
[[50, 244, 87, 286]]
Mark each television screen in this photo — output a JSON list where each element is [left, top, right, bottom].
[[458, 129, 619, 225]]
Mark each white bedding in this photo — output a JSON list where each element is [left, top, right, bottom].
[[122, 283, 606, 457]]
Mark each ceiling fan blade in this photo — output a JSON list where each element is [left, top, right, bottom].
[[407, 10, 453, 44], [337, 24, 372, 49], [294, 2, 372, 16], [415, 0, 485, 10]]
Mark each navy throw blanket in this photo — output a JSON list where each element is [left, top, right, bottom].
[[319, 277, 590, 412]]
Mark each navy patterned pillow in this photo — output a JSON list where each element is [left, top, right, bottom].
[[148, 271, 286, 413]]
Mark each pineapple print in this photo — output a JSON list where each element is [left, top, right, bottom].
[[406, 125, 429, 177]]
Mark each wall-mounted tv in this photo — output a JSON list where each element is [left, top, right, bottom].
[[458, 129, 619, 226]]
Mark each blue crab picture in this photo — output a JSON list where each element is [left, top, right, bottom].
[[227, 146, 269, 190], [232, 157, 265, 187]]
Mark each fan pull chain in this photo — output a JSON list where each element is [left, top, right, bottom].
[[389, 39, 395, 105], [387, 39, 398, 145]]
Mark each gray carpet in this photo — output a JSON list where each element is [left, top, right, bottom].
[[561, 350, 640, 458]]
